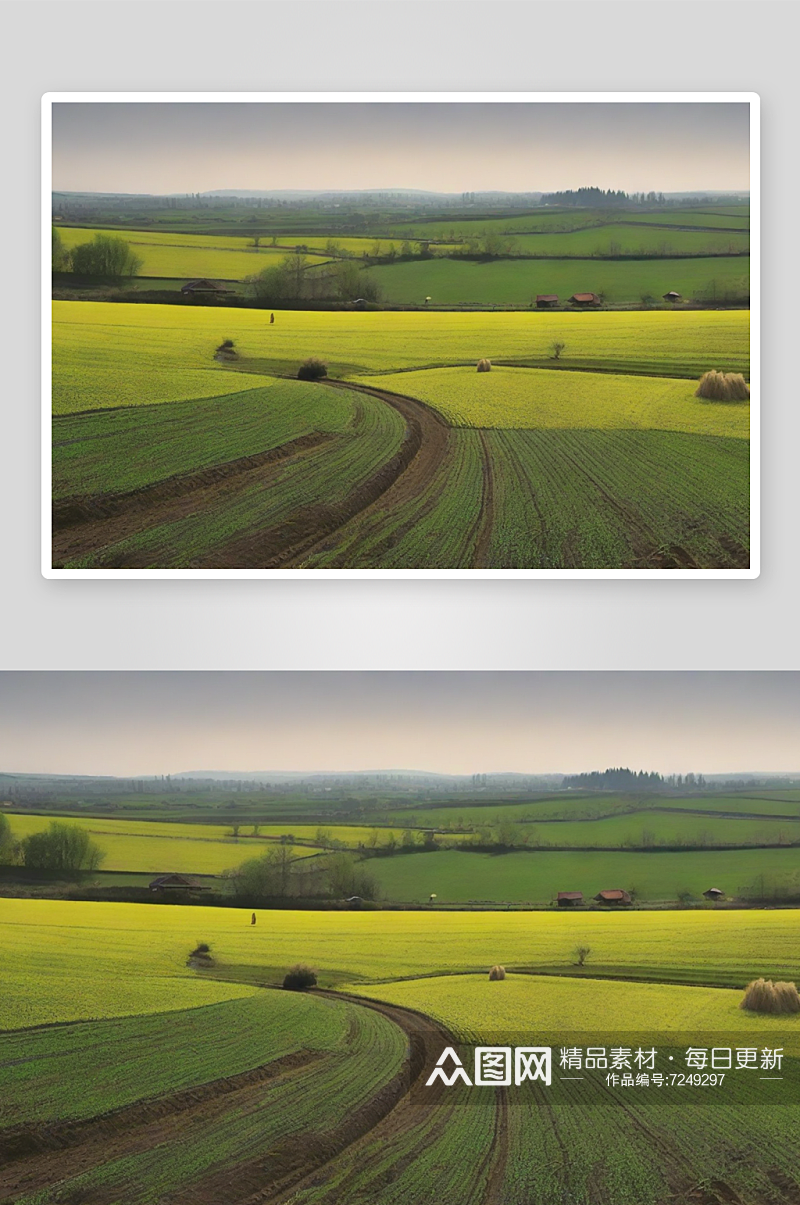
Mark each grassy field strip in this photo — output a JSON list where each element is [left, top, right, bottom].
[[1, 814, 414, 846], [62, 387, 406, 569], [53, 303, 750, 412], [365, 256, 749, 307], [367, 847, 798, 906], [384, 793, 800, 828], [386, 208, 750, 239], [304, 429, 486, 570], [354, 365, 749, 438], [345, 974, 799, 1047], [56, 226, 334, 280], [2, 901, 798, 1025], [0, 993, 407, 1205], [505, 224, 749, 256], [0, 991, 347, 1124], [53, 380, 360, 498]]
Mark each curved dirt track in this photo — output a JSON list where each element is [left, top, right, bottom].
[[206, 381, 450, 569], [52, 380, 450, 570], [0, 991, 481, 1205]]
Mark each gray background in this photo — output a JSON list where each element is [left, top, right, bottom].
[[3, 0, 795, 671]]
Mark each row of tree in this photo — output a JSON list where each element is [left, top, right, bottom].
[[247, 253, 381, 304], [225, 846, 379, 901]]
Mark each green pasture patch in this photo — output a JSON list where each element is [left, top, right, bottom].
[[365, 256, 749, 307], [366, 847, 799, 906]]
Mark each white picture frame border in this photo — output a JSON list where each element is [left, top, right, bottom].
[[42, 91, 759, 580]]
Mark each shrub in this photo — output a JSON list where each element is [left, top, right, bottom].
[[70, 234, 143, 279], [740, 978, 800, 1014], [573, 945, 592, 966], [297, 357, 328, 381], [695, 370, 750, 401], [550, 340, 566, 360], [193, 942, 211, 955], [476, 358, 492, 372], [283, 964, 318, 991], [21, 822, 105, 873], [488, 965, 506, 981]]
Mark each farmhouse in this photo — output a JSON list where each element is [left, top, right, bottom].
[[569, 292, 601, 306], [663, 290, 681, 302], [149, 874, 209, 892], [557, 891, 584, 907], [594, 889, 632, 905], [180, 279, 230, 296], [536, 294, 559, 308], [703, 887, 725, 900]]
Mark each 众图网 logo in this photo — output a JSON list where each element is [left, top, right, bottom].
[[426, 1046, 552, 1087]]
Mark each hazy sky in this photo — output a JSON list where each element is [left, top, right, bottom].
[[0, 673, 795, 778], [51, 102, 750, 195]]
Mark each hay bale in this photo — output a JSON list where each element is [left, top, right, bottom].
[[477, 358, 492, 372], [741, 978, 800, 1014], [695, 370, 750, 401], [488, 965, 506, 981]]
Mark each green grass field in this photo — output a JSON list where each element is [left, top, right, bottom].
[[364, 256, 749, 306], [386, 206, 750, 239], [53, 380, 363, 498], [366, 848, 800, 906]]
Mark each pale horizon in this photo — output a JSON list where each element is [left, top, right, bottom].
[[52, 102, 751, 197], [0, 672, 795, 779]]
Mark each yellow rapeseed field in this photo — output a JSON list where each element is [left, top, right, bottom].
[[2, 900, 797, 1029], [52, 301, 750, 414], [355, 365, 750, 439], [349, 974, 799, 1047], [4, 814, 320, 874]]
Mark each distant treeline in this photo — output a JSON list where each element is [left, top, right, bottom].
[[541, 188, 668, 208], [564, 767, 671, 792]]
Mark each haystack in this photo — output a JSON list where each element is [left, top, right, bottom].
[[488, 965, 506, 981], [740, 978, 800, 1014], [695, 371, 750, 401], [477, 358, 492, 372]]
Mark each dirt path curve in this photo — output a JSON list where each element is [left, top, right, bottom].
[[175, 989, 467, 1205], [0, 991, 490, 1205], [245, 379, 451, 569], [53, 379, 450, 570]]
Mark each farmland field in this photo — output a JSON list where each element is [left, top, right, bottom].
[[1, 899, 796, 1204], [364, 255, 748, 306], [57, 225, 334, 280], [51, 302, 750, 571], [353, 365, 750, 437], [365, 847, 800, 906]]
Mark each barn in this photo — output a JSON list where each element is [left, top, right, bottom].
[[536, 294, 559, 308], [569, 292, 601, 306], [662, 290, 681, 302], [149, 873, 209, 892], [557, 891, 584, 907], [593, 889, 632, 905], [703, 887, 725, 900]]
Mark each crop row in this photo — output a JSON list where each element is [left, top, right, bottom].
[[53, 379, 359, 500]]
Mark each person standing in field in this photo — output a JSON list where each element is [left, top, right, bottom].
[[251, 912, 256, 925], [270, 313, 275, 324]]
